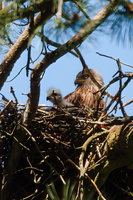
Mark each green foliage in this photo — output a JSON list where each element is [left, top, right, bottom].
[[102, 1, 133, 47], [46, 180, 78, 200], [44, 1, 90, 43], [0, 25, 14, 52], [46, 183, 60, 200], [1, 0, 133, 47]]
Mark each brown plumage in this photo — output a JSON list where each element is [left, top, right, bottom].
[[64, 68, 105, 109]]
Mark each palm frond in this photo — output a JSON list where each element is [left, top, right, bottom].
[[46, 180, 78, 200]]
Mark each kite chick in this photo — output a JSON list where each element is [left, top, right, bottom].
[[47, 88, 73, 107]]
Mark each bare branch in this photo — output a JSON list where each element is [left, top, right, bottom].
[[57, 0, 63, 19], [74, 47, 88, 69], [122, 99, 133, 108], [96, 52, 133, 68], [10, 86, 18, 104], [37, 32, 79, 57], [116, 58, 128, 117], [105, 77, 132, 114]]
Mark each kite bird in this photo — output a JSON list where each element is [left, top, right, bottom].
[[47, 88, 74, 107], [64, 68, 105, 109]]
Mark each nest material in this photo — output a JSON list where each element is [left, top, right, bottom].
[[0, 100, 133, 200]]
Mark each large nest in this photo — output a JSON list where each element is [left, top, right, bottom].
[[0, 99, 133, 200]]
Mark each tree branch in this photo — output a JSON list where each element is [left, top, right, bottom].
[[104, 77, 132, 115], [24, 0, 122, 125], [96, 52, 133, 68], [0, 1, 57, 90], [0, 0, 56, 26]]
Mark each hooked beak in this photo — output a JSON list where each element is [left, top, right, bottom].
[[74, 78, 85, 86], [46, 96, 50, 101], [74, 79, 78, 86]]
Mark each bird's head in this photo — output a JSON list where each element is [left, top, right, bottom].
[[46, 88, 62, 104], [74, 68, 104, 87]]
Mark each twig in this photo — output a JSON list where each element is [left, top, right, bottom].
[[6, 50, 44, 83], [26, 45, 32, 77], [96, 52, 133, 68], [88, 156, 107, 171], [20, 124, 66, 185], [74, 47, 88, 69], [104, 77, 132, 114], [73, 1, 91, 20], [37, 32, 78, 57], [74, 48, 104, 90], [78, 129, 108, 199], [13, 166, 43, 174], [85, 174, 106, 200], [86, 113, 106, 135], [6, 66, 26, 82], [122, 99, 133, 108], [103, 70, 133, 115], [116, 58, 128, 117], [0, 100, 12, 116], [46, 130, 107, 200], [0, 93, 9, 102], [26, 157, 41, 184], [10, 86, 18, 104], [4, 130, 30, 151], [57, 0, 63, 19], [22, 191, 38, 200], [74, 156, 107, 200], [109, 179, 133, 196]]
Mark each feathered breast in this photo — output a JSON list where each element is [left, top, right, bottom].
[[64, 85, 105, 108]]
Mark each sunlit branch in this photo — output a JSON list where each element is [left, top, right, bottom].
[[96, 52, 133, 68]]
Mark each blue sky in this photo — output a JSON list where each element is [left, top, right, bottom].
[[1, 12, 133, 117], [1, 33, 133, 117]]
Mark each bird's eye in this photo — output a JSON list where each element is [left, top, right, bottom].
[[83, 75, 89, 79]]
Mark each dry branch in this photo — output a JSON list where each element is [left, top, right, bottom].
[[96, 52, 133, 68]]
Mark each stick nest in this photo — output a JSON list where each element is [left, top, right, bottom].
[[1, 100, 133, 200]]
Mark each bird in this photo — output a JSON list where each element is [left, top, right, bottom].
[[46, 88, 74, 107], [64, 67, 105, 109]]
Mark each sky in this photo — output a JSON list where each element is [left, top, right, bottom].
[[1, 33, 133, 117], [1, 1, 133, 117]]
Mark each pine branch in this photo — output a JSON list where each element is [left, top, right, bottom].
[[0, 0, 55, 26], [0, 1, 57, 90]]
